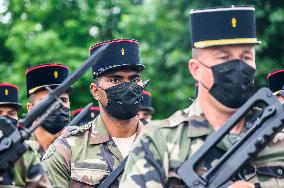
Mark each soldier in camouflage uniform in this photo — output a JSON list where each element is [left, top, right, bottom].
[[137, 91, 154, 124], [66, 106, 100, 133], [120, 6, 284, 188], [267, 69, 284, 103], [71, 106, 100, 126], [0, 83, 51, 187], [42, 39, 146, 187], [25, 63, 71, 159]]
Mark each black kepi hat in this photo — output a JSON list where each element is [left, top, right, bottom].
[[0, 83, 22, 111], [190, 5, 261, 48], [89, 39, 145, 77], [140, 91, 154, 113], [267, 69, 284, 96], [26, 63, 71, 97]]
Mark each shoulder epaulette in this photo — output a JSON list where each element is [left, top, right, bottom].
[[149, 108, 189, 128], [65, 122, 93, 137]]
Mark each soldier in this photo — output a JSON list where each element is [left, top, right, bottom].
[[120, 6, 281, 188], [26, 63, 71, 159], [0, 83, 51, 187], [267, 69, 284, 103], [137, 91, 154, 124], [42, 39, 146, 187], [66, 106, 100, 133], [71, 106, 100, 126]]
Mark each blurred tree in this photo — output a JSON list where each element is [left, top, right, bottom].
[[0, 0, 283, 119]]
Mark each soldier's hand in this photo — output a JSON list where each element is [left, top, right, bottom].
[[228, 180, 255, 188]]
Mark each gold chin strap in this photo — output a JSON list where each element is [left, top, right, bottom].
[[28, 85, 47, 95], [273, 90, 282, 96], [194, 38, 261, 48]]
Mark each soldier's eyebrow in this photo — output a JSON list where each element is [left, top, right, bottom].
[[105, 74, 124, 79], [60, 96, 69, 102], [129, 73, 141, 79], [8, 109, 17, 114], [243, 49, 253, 55], [214, 48, 230, 56], [105, 72, 140, 79]]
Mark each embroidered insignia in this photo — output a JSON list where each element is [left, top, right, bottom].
[[54, 71, 58, 79], [231, 17, 237, 28]]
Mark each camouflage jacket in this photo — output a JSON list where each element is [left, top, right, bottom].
[[42, 115, 143, 188], [27, 135, 45, 160], [119, 100, 284, 188], [0, 141, 51, 188]]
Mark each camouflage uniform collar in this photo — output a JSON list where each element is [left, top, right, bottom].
[[136, 120, 144, 136], [89, 115, 110, 145], [186, 99, 214, 138], [28, 133, 46, 159], [89, 115, 144, 145], [30, 133, 37, 141]]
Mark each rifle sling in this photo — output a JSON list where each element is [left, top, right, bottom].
[[98, 156, 128, 188]]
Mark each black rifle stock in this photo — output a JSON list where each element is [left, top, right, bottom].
[[0, 44, 108, 171], [178, 87, 284, 188]]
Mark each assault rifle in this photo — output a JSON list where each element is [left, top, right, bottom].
[[0, 44, 108, 171], [178, 87, 284, 187]]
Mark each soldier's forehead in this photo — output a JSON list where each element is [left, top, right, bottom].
[[0, 105, 17, 111], [207, 44, 254, 52], [196, 45, 255, 56], [102, 69, 140, 77], [34, 90, 69, 100]]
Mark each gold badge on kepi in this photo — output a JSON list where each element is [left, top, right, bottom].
[[54, 71, 58, 79], [4, 89, 8, 96], [231, 17, 237, 28], [121, 48, 125, 56]]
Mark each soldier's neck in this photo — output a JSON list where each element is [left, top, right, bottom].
[[198, 94, 244, 134], [34, 127, 61, 151], [100, 110, 139, 138]]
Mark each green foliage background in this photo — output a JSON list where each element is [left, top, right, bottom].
[[0, 0, 283, 119]]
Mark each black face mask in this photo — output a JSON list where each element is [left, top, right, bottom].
[[42, 106, 70, 134], [140, 118, 149, 125], [0, 116, 18, 138], [100, 82, 144, 120], [199, 59, 255, 108]]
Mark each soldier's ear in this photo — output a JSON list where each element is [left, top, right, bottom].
[[188, 58, 202, 82], [90, 83, 99, 100], [26, 102, 33, 112]]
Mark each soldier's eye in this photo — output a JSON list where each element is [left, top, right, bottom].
[[9, 112, 17, 117], [244, 56, 252, 61], [219, 56, 229, 61], [109, 78, 122, 83], [131, 77, 141, 83]]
